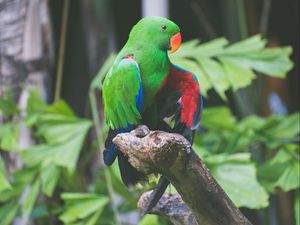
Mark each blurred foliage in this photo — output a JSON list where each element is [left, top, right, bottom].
[[171, 35, 293, 99], [0, 36, 299, 225], [194, 107, 299, 209], [59, 193, 109, 225]]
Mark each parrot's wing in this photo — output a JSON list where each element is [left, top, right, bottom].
[[103, 57, 143, 130], [102, 56, 145, 184], [157, 64, 202, 141]]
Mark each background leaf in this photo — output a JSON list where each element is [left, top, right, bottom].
[[0, 122, 19, 151], [0, 201, 19, 225], [0, 90, 19, 117], [60, 193, 109, 225], [139, 215, 161, 225], [21, 179, 41, 216], [211, 162, 269, 208], [0, 156, 11, 192], [170, 35, 293, 99], [41, 165, 61, 196]]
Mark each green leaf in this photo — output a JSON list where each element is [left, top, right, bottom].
[[85, 210, 103, 225], [26, 91, 46, 114], [197, 107, 299, 158], [0, 201, 19, 225], [198, 58, 230, 100], [0, 122, 19, 151], [211, 163, 269, 208], [238, 115, 266, 130], [0, 90, 19, 117], [46, 100, 75, 117], [223, 47, 293, 78], [222, 35, 267, 54], [201, 107, 236, 130], [37, 101, 92, 171], [59, 193, 109, 224], [25, 91, 47, 126], [22, 124, 90, 171], [41, 165, 60, 196], [22, 99, 92, 171], [275, 161, 300, 192], [170, 35, 293, 99], [0, 156, 11, 192], [0, 171, 11, 192], [258, 149, 300, 192], [61, 192, 103, 200], [53, 121, 92, 171], [205, 153, 251, 165], [219, 57, 256, 91], [60, 199, 106, 223], [0, 167, 37, 202], [192, 37, 228, 57], [40, 117, 91, 143], [261, 113, 300, 141], [139, 215, 161, 225], [21, 179, 40, 216], [21, 144, 54, 166]]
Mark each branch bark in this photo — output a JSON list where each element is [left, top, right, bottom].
[[138, 192, 199, 225], [113, 126, 252, 225]]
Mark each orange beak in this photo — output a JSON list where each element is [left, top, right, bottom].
[[169, 32, 182, 53]]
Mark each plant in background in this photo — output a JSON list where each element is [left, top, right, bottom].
[[170, 35, 293, 98], [0, 92, 97, 225]]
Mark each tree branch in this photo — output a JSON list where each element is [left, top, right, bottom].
[[138, 192, 199, 225], [113, 126, 252, 225]]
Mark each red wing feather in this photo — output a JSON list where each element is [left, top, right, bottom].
[[160, 64, 202, 129]]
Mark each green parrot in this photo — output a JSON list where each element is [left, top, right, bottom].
[[102, 16, 202, 213]]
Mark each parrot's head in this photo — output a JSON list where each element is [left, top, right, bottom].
[[128, 16, 182, 54]]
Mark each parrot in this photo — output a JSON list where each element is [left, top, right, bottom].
[[102, 16, 202, 214]]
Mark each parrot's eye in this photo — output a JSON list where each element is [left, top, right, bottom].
[[161, 25, 167, 31]]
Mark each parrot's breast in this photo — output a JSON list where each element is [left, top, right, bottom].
[[115, 44, 171, 111], [136, 52, 170, 110]]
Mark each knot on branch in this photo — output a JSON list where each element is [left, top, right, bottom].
[[113, 125, 191, 175]]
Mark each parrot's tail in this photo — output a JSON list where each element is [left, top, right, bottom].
[[103, 128, 126, 166], [141, 176, 170, 215], [104, 128, 146, 187], [117, 151, 147, 187], [103, 143, 118, 166]]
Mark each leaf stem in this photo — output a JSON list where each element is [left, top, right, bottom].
[[232, 91, 248, 118], [236, 0, 248, 39], [89, 90, 121, 225], [54, 0, 70, 102]]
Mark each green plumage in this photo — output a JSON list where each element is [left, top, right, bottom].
[[103, 17, 180, 129], [103, 60, 141, 129]]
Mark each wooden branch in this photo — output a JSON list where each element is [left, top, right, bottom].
[[113, 126, 252, 225], [138, 192, 199, 225]]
